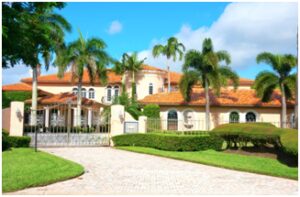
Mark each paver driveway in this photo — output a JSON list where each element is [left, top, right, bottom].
[[9, 147, 298, 195]]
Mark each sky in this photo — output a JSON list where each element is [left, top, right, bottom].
[[2, 2, 298, 85]]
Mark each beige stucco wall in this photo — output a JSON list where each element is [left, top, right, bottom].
[[159, 105, 294, 131]]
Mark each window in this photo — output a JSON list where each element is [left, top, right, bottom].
[[167, 110, 178, 130], [246, 112, 256, 122], [89, 88, 95, 99], [81, 88, 86, 98], [114, 86, 119, 98], [229, 111, 239, 123], [107, 86, 112, 101], [72, 88, 78, 95], [149, 83, 153, 95]]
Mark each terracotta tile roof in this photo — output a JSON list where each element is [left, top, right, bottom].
[[139, 88, 294, 108], [21, 69, 121, 85], [2, 83, 52, 96], [25, 92, 105, 108], [142, 64, 166, 72]]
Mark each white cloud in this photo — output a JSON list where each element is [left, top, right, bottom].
[[108, 20, 123, 35], [138, 2, 297, 72]]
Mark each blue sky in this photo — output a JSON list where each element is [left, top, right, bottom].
[[2, 2, 297, 85]]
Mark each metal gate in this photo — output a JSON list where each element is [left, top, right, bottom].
[[23, 102, 111, 147]]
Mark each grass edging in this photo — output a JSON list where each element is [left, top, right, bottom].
[[115, 146, 298, 180], [2, 148, 85, 193]]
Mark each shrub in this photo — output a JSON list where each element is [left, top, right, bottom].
[[112, 133, 223, 151], [2, 131, 10, 151], [7, 136, 31, 148], [211, 123, 281, 149], [2, 91, 31, 108], [143, 104, 160, 118], [279, 128, 298, 157]]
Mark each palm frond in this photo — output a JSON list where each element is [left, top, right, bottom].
[[218, 66, 239, 90], [179, 71, 200, 102]]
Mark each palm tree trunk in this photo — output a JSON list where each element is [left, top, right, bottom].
[[31, 66, 38, 126], [121, 73, 126, 92], [131, 71, 136, 100], [281, 83, 287, 128], [205, 78, 210, 131], [295, 31, 298, 129], [77, 79, 82, 127], [167, 64, 171, 93]]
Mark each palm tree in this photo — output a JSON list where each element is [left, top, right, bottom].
[[179, 38, 239, 131], [119, 52, 146, 100], [2, 3, 71, 125], [56, 31, 111, 126], [152, 37, 185, 93], [254, 52, 297, 128], [113, 53, 129, 92]]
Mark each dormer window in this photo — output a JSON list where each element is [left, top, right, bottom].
[[149, 83, 153, 95]]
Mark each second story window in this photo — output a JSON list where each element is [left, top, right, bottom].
[[81, 88, 86, 98], [114, 86, 119, 98], [72, 88, 78, 95], [89, 88, 95, 99], [149, 83, 153, 95], [107, 86, 112, 101]]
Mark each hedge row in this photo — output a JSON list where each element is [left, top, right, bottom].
[[2, 91, 32, 108], [210, 123, 282, 148], [112, 133, 223, 151], [2, 130, 31, 151], [279, 128, 298, 157]]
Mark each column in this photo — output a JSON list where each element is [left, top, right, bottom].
[[88, 108, 92, 127], [138, 116, 147, 133], [9, 102, 25, 136], [44, 106, 50, 128], [73, 108, 78, 127]]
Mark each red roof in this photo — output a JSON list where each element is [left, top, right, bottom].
[[2, 83, 52, 96], [139, 88, 294, 108]]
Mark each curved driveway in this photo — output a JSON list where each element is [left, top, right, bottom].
[[9, 147, 298, 195]]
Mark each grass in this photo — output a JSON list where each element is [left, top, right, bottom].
[[116, 146, 298, 180], [2, 148, 84, 193]]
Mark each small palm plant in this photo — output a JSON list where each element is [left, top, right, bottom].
[[254, 52, 297, 128], [180, 38, 239, 130], [152, 37, 185, 92], [56, 30, 111, 126]]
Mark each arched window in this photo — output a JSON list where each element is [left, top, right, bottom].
[[167, 110, 178, 130], [229, 111, 239, 123], [72, 88, 78, 95], [81, 88, 86, 98], [149, 83, 153, 95], [107, 86, 112, 102], [114, 86, 119, 98], [89, 88, 95, 99], [246, 112, 256, 122]]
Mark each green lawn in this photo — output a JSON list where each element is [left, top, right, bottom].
[[117, 146, 298, 180], [2, 148, 84, 193]]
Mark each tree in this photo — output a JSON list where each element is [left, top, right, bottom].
[[113, 53, 129, 92], [254, 52, 297, 128], [152, 37, 185, 93], [56, 30, 111, 126], [179, 38, 239, 130], [2, 2, 71, 125], [118, 53, 146, 101]]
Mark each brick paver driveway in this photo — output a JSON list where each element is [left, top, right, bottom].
[[9, 147, 298, 195]]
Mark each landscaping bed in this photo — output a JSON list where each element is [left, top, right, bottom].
[[2, 148, 84, 192]]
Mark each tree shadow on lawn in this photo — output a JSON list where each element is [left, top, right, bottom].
[[223, 146, 298, 167]]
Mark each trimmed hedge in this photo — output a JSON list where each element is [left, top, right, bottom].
[[143, 104, 160, 118], [112, 133, 223, 151], [2, 130, 31, 151], [279, 128, 298, 157], [211, 123, 281, 148], [2, 91, 31, 108]]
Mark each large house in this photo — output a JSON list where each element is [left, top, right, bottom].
[[2, 64, 295, 130]]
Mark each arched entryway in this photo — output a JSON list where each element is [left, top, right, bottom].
[[167, 110, 178, 130]]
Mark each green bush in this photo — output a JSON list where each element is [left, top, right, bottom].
[[211, 123, 281, 149], [279, 128, 298, 157], [143, 104, 160, 118], [7, 136, 31, 148], [2, 131, 10, 151], [2, 91, 31, 108], [112, 133, 223, 151]]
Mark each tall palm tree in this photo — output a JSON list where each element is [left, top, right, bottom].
[[254, 52, 297, 128], [179, 38, 239, 131], [113, 53, 129, 92], [2, 3, 71, 125], [119, 52, 146, 100], [56, 30, 111, 126], [152, 37, 185, 93]]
